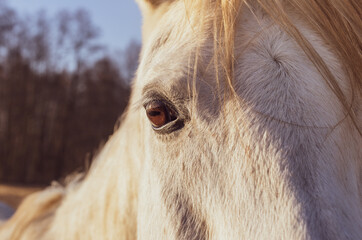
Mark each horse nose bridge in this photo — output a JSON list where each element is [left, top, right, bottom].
[[199, 132, 335, 239]]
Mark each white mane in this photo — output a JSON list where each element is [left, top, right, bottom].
[[0, 0, 361, 239]]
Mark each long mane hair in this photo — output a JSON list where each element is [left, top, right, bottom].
[[186, 0, 361, 133], [0, 0, 361, 239]]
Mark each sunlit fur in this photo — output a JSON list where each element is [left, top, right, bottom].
[[0, 0, 361, 239]]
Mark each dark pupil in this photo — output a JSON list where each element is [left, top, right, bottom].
[[146, 103, 169, 127], [148, 110, 162, 117]]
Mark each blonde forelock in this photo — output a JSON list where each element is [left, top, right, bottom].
[[183, 0, 361, 134]]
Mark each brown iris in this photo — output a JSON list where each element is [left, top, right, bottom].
[[145, 101, 175, 128]]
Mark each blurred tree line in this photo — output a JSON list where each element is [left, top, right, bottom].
[[0, 2, 140, 184]]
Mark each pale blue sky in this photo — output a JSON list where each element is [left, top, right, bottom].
[[7, 0, 142, 51]]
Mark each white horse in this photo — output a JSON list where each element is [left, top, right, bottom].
[[0, 0, 361, 239]]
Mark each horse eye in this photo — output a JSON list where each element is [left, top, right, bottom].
[[145, 101, 176, 128]]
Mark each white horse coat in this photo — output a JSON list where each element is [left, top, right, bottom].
[[0, 0, 361, 239]]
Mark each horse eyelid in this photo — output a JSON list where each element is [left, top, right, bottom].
[[142, 90, 175, 111], [142, 96, 186, 134]]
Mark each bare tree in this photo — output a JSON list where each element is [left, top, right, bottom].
[[0, 1, 16, 48], [0, 4, 132, 184], [122, 39, 141, 82]]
